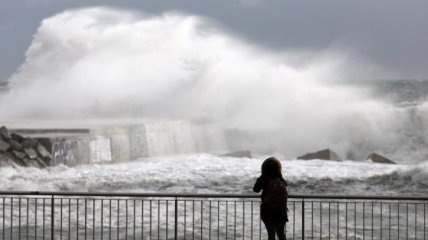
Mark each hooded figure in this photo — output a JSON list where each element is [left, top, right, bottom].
[[253, 157, 288, 240]]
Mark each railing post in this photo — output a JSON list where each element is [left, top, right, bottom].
[[174, 197, 178, 240], [51, 195, 55, 240], [301, 198, 305, 239]]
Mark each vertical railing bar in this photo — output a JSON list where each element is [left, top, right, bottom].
[[293, 201, 295, 239], [371, 202, 374, 240], [398, 203, 400, 239], [192, 200, 195, 240], [302, 199, 305, 240], [258, 202, 261, 240], [109, 199, 112, 240], [415, 203, 417, 240], [2, 197, 4, 240], [363, 202, 365, 240], [141, 200, 144, 240], [201, 201, 204, 240], [320, 202, 322, 239], [424, 203, 426, 240], [85, 199, 87, 240], [126, 200, 128, 240], [43, 198, 45, 240], [157, 200, 160, 240], [101, 199, 104, 240], [380, 203, 383, 240], [150, 200, 152, 240], [60, 198, 63, 240], [10, 198, 13, 240], [93, 200, 95, 240], [19, 198, 21, 240], [311, 201, 314, 239], [77, 199, 79, 240], [166, 200, 168, 240], [226, 202, 228, 240], [337, 202, 339, 239], [328, 202, 331, 239], [354, 202, 356, 240], [68, 199, 71, 240], [250, 201, 254, 240], [242, 201, 244, 240], [345, 202, 348, 240], [234, 201, 236, 240], [184, 200, 187, 240], [218, 201, 220, 240], [134, 200, 136, 240], [117, 200, 120, 240], [35, 198, 38, 239], [27, 198, 29, 240], [51, 196, 55, 240], [389, 202, 391, 240], [406, 203, 409, 240], [209, 201, 212, 240]]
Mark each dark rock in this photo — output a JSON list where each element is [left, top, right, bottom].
[[35, 157, 48, 168], [34, 158, 48, 168], [11, 133, 24, 143], [366, 153, 396, 164], [220, 150, 252, 158], [12, 150, 26, 159], [21, 158, 40, 168], [21, 137, 38, 148], [0, 138, 10, 153], [24, 148, 38, 159], [0, 126, 9, 137], [9, 140, 23, 151], [297, 149, 342, 161], [36, 143, 52, 160]]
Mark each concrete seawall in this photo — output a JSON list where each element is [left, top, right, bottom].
[[10, 120, 226, 167]]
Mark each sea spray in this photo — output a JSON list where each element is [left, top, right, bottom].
[[0, 7, 427, 162]]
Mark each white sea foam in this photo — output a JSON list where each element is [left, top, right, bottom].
[[0, 154, 424, 195], [0, 7, 427, 162]]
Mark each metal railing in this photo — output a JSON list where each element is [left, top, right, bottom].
[[0, 191, 428, 239]]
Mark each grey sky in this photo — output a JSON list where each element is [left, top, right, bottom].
[[0, 0, 427, 83]]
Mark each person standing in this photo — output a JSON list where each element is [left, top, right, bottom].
[[253, 157, 288, 240]]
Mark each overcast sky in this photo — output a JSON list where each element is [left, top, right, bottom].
[[0, 0, 427, 83]]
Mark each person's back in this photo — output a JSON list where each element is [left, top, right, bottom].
[[253, 157, 288, 240]]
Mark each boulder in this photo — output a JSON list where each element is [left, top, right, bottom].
[[21, 158, 39, 168], [11, 133, 24, 143], [366, 153, 396, 164], [9, 140, 23, 151], [24, 148, 38, 159], [220, 150, 252, 158], [21, 137, 38, 148], [0, 138, 10, 153], [36, 142, 52, 160], [12, 150, 26, 159], [297, 149, 342, 161], [0, 126, 9, 140]]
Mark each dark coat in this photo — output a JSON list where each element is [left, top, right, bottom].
[[253, 174, 288, 223]]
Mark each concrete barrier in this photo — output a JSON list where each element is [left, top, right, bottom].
[[9, 120, 226, 167]]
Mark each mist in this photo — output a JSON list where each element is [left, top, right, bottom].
[[1, 7, 427, 162]]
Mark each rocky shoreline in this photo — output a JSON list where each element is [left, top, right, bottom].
[[0, 126, 51, 168]]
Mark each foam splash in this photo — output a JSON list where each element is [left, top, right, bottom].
[[1, 7, 427, 161], [0, 154, 425, 195]]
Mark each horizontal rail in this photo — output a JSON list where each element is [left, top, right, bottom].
[[0, 191, 428, 200]]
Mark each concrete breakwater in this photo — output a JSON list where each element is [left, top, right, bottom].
[[0, 120, 226, 167]]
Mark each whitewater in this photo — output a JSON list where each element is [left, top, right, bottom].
[[0, 7, 428, 197], [1, 155, 428, 196]]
